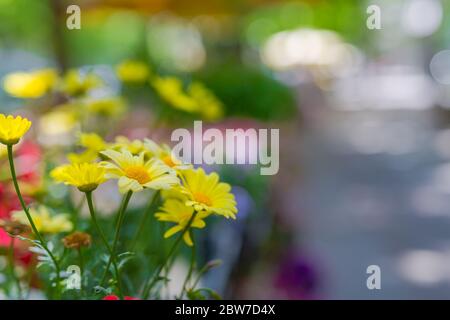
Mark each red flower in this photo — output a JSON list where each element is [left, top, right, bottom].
[[103, 295, 139, 300], [0, 184, 21, 220], [0, 141, 41, 269], [16, 142, 41, 181], [0, 229, 10, 247]]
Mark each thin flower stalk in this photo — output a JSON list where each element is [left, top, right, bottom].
[[100, 191, 133, 288], [85, 191, 123, 299], [7, 145, 61, 299], [142, 211, 198, 299]]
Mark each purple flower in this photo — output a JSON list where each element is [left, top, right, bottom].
[[274, 254, 319, 299]]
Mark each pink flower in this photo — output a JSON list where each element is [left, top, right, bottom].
[[0, 229, 10, 247]]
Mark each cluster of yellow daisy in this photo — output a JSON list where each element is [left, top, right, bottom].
[[3, 67, 125, 139], [116, 60, 224, 121], [3, 61, 224, 125], [3, 68, 101, 99], [0, 114, 74, 235], [1, 60, 232, 300], [0, 113, 237, 246], [51, 133, 237, 245], [156, 168, 237, 245], [118, 60, 223, 119]]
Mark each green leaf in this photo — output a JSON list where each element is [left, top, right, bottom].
[[187, 289, 206, 300], [187, 288, 222, 300], [117, 251, 136, 270]]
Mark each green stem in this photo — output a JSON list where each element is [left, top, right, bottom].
[[24, 256, 36, 300], [100, 191, 133, 290], [77, 248, 84, 274], [142, 211, 198, 299], [77, 247, 84, 296], [85, 191, 123, 299], [130, 191, 159, 250], [190, 262, 215, 291], [8, 237, 22, 299], [7, 145, 61, 299], [178, 232, 196, 299]]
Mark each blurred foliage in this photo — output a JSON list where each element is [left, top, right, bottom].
[[197, 64, 297, 121], [64, 10, 148, 66], [0, 0, 54, 55], [436, 0, 450, 45], [242, 0, 368, 47]]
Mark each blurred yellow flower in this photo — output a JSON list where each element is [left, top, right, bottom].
[[85, 97, 126, 118], [67, 151, 97, 164], [0, 114, 32, 145], [39, 108, 78, 136], [152, 76, 198, 113], [68, 132, 108, 163], [116, 60, 150, 83], [144, 138, 191, 170], [112, 136, 147, 155], [12, 205, 73, 234], [180, 168, 237, 219], [62, 70, 102, 96], [151, 76, 224, 120], [3, 69, 57, 98], [188, 82, 224, 121], [155, 199, 209, 246], [100, 149, 179, 194], [79, 132, 108, 151], [51, 162, 106, 192]]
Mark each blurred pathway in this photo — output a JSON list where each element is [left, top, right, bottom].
[[297, 110, 450, 299]]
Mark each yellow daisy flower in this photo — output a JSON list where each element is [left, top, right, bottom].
[[180, 168, 237, 219], [116, 60, 150, 83], [151, 76, 224, 120], [38, 108, 78, 136], [151, 76, 199, 113], [3, 69, 57, 98], [85, 97, 126, 118], [51, 162, 106, 192], [12, 205, 73, 234], [100, 149, 179, 194], [62, 69, 102, 96], [188, 82, 224, 121], [144, 138, 191, 170], [155, 199, 209, 246], [79, 132, 108, 151], [0, 114, 32, 145], [111, 136, 148, 155], [68, 133, 108, 163], [161, 188, 190, 202], [67, 150, 98, 164]]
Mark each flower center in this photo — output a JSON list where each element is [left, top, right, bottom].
[[193, 192, 212, 207], [124, 166, 151, 184], [162, 155, 176, 168]]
